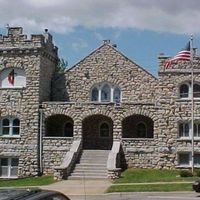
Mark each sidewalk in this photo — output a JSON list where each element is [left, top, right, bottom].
[[40, 179, 112, 195]]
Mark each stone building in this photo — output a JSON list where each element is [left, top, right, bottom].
[[0, 27, 199, 179]]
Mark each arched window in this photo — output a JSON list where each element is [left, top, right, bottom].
[[101, 84, 111, 102], [180, 84, 189, 98], [90, 83, 121, 103], [1, 117, 20, 136], [136, 122, 147, 138], [91, 87, 98, 101], [64, 122, 73, 137], [100, 122, 109, 137], [0, 68, 26, 88], [194, 84, 200, 98], [113, 87, 121, 102]]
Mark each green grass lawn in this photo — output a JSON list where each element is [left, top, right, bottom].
[[107, 183, 193, 193], [114, 168, 198, 184], [0, 175, 56, 187], [107, 168, 199, 193]]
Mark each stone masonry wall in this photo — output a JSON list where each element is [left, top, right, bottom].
[[0, 27, 58, 177], [53, 42, 158, 103]]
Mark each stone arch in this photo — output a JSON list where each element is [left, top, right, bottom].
[[45, 114, 74, 137], [82, 114, 113, 150], [122, 114, 154, 138], [121, 107, 157, 122]]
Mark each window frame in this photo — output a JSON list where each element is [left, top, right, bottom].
[[178, 152, 200, 167], [0, 157, 19, 178], [0, 117, 20, 137], [136, 122, 147, 138], [179, 82, 200, 100], [99, 122, 110, 138], [90, 82, 121, 103]]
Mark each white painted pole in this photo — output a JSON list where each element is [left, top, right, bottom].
[[191, 35, 194, 174]]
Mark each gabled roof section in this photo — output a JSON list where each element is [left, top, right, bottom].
[[65, 41, 157, 80]]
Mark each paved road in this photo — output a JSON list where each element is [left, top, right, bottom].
[[68, 192, 200, 200]]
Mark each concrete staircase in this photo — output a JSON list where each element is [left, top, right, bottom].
[[68, 150, 110, 180]]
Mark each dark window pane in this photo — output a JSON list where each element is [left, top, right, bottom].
[[180, 84, 189, 98], [64, 123, 73, 137], [11, 158, 19, 166], [179, 153, 189, 165], [194, 84, 200, 98], [101, 84, 110, 102], [2, 127, 9, 135], [113, 87, 121, 102], [2, 119, 9, 126], [194, 154, 200, 165], [1, 158, 8, 166], [12, 127, 19, 135], [13, 119, 20, 126], [91, 87, 98, 101], [137, 123, 147, 138], [100, 123, 109, 137]]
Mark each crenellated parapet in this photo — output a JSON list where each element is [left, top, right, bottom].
[[0, 27, 58, 60]]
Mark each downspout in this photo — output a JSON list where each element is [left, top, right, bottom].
[[38, 106, 43, 176]]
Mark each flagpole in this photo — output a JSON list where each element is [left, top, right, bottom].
[[191, 35, 194, 174]]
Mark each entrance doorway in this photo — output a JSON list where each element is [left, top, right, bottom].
[[82, 114, 113, 150]]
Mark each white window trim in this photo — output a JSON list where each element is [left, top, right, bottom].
[[178, 121, 200, 139], [178, 152, 200, 168], [0, 117, 20, 137], [179, 82, 200, 100], [90, 82, 121, 103], [0, 157, 18, 178]]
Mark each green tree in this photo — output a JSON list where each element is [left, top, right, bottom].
[[56, 58, 68, 74]]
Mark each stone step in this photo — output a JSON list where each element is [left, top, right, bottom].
[[74, 165, 107, 170], [79, 159, 107, 164], [73, 168, 107, 173], [68, 175, 107, 180], [71, 171, 107, 176], [75, 163, 106, 167]]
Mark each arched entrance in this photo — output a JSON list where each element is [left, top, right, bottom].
[[122, 114, 154, 138], [82, 114, 113, 150], [45, 114, 73, 137]]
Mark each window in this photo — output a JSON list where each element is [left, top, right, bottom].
[[0, 158, 19, 178], [178, 121, 200, 138], [194, 84, 200, 98], [179, 122, 189, 137], [180, 84, 189, 98], [101, 84, 111, 102], [178, 153, 190, 166], [194, 123, 200, 137], [90, 83, 121, 103], [113, 87, 121, 103], [194, 154, 200, 166], [1, 117, 20, 136], [136, 122, 147, 138], [100, 122, 109, 137], [64, 122, 73, 137], [179, 82, 200, 99], [0, 68, 26, 88], [91, 87, 98, 101], [178, 153, 200, 167]]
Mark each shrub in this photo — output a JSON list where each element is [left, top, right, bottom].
[[179, 170, 193, 177], [195, 169, 200, 177]]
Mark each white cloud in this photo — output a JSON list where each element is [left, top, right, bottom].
[[72, 38, 88, 52], [0, 0, 200, 34]]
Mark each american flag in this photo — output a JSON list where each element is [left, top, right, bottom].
[[164, 42, 191, 69]]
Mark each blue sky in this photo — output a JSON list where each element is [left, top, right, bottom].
[[0, 0, 200, 76]]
